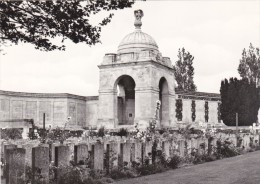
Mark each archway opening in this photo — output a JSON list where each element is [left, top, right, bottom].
[[159, 77, 169, 123], [116, 75, 136, 125]]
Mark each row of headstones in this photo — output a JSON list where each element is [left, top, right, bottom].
[[3, 133, 258, 184], [2, 138, 206, 184]]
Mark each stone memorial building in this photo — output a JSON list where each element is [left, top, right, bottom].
[[0, 10, 221, 130]]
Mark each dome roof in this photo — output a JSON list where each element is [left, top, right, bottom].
[[118, 29, 158, 54], [117, 9, 158, 54]]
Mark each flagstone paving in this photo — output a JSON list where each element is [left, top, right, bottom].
[[116, 151, 260, 184]]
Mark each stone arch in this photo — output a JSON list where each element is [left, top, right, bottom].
[[159, 77, 170, 125], [114, 75, 136, 125]]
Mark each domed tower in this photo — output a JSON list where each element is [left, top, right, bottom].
[[98, 10, 176, 129]]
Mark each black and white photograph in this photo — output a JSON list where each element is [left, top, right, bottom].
[[0, 0, 260, 184]]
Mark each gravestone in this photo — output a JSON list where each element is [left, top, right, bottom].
[[134, 141, 142, 163], [55, 145, 70, 181], [186, 139, 192, 155], [179, 140, 185, 157], [74, 144, 88, 165], [162, 141, 170, 159], [144, 141, 153, 164], [130, 143, 135, 164], [32, 145, 49, 184], [190, 138, 197, 152], [22, 143, 36, 166], [3, 144, 17, 178], [6, 148, 26, 184], [208, 137, 214, 155], [122, 142, 131, 167], [93, 143, 104, 170], [110, 142, 120, 167]]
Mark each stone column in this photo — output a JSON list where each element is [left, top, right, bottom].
[[74, 144, 88, 165], [135, 88, 158, 129], [97, 89, 117, 129], [167, 92, 176, 127], [32, 146, 49, 184], [6, 148, 26, 184]]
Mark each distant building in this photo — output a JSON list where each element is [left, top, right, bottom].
[[0, 10, 222, 129]]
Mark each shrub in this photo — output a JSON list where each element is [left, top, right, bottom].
[[24, 165, 43, 184], [255, 145, 260, 151], [167, 154, 182, 169], [109, 168, 136, 180], [89, 169, 104, 180], [97, 126, 106, 138], [214, 139, 240, 159], [1, 128, 23, 140], [117, 128, 128, 137], [192, 152, 216, 164], [154, 150, 168, 168], [136, 164, 166, 176]]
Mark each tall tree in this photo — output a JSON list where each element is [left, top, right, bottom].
[[173, 48, 197, 92], [220, 78, 259, 126], [238, 43, 260, 85], [0, 0, 135, 52]]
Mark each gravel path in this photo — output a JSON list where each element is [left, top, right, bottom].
[[116, 151, 260, 184]]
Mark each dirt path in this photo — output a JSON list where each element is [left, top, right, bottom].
[[116, 151, 260, 184]]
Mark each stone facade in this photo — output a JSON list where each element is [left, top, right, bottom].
[[0, 91, 87, 129], [0, 10, 222, 130], [0, 90, 221, 129]]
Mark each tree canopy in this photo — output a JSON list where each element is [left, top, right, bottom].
[[220, 78, 259, 126], [173, 48, 197, 92], [238, 43, 260, 85], [0, 0, 135, 51]]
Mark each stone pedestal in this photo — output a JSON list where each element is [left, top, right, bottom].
[[32, 146, 49, 184], [6, 148, 26, 184]]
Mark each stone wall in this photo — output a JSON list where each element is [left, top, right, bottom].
[[1, 87, 222, 129], [175, 98, 221, 126], [0, 91, 87, 128], [86, 99, 98, 127]]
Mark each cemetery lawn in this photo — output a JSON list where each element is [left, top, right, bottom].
[[116, 150, 260, 184]]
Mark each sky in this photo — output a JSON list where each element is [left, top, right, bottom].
[[0, 0, 259, 96]]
